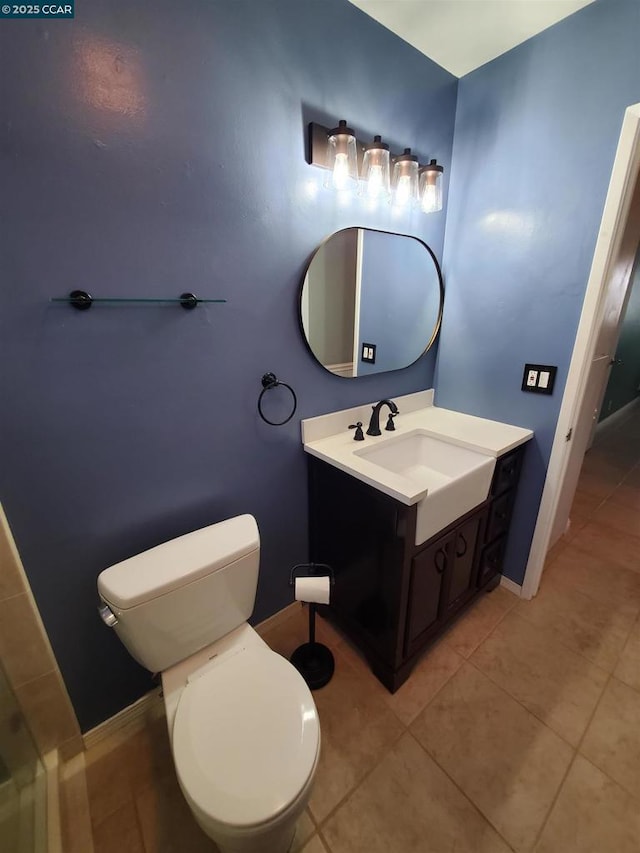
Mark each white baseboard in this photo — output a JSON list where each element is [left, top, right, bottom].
[[500, 575, 523, 598], [83, 688, 164, 752], [594, 396, 640, 436], [325, 361, 354, 378]]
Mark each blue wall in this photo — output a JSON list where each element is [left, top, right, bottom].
[[0, 0, 456, 729], [436, 0, 640, 584]]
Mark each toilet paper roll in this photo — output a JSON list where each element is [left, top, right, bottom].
[[294, 575, 331, 605]]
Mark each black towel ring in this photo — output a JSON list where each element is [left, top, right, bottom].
[[257, 372, 298, 426]]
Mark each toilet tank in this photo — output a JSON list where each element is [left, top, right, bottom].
[[97, 515, 260, 673]]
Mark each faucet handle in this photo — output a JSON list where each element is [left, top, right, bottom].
[[349, 422, 365, 441], [385, 412, 398, 432]]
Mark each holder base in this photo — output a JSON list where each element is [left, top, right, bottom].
[[290, 642, 335, 690]]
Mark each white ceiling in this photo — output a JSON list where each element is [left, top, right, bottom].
[[347, 0, 595, 77]]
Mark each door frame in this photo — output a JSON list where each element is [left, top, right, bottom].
[[521, 103, 640, 600]]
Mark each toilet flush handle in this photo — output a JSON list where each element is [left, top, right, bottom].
[[98, 603, 119, 628]]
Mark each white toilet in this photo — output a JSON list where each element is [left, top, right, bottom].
[[97, 514, 320, 853]]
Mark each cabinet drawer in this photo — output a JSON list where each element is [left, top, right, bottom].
[[491, 448, 523, 496], [486, 490, 515, 543], [477, 535, 507, 587]]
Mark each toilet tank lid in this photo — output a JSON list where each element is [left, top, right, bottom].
[[97, 515, 259, 610]]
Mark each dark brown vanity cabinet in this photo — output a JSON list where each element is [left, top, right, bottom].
[[308, 443, 525, 692]]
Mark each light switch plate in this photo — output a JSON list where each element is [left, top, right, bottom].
[[361, 342, 376, 364], [522, 363, 557, 395]]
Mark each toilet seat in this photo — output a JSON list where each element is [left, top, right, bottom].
[[172, 645, 319, 831]]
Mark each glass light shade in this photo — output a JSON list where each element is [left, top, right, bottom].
[[392, 148, 419, 208], [360, 136, 391, 201], [325, 120, 359, 191], [419, 160, 444, 213]]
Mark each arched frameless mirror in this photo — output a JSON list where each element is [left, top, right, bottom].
[[300, 227, 443, 377]]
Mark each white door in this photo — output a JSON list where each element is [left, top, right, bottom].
[[550, 355, 611, 542], [523, 104, 640, 600], [550, 184, 640, 544]]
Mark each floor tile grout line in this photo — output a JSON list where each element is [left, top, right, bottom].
[[614, 622, 640, 689], [464, 652, 590, 753], [254, 610, 446, 839], [541, 566, 640, 620], [481, 598, 617, 680], [403, 728, 517, 853], [441, 588, 518, 662], [316, 825, 332, 852], [530, 751, 580, 852], [407, 646, 614, 850], [530, 670, 615, 851], [528, 411, 639, 847], [580, 514, 640, 546], [331, 626, 465, 731], [574, 672, 640, 804], [389, 646, 467, 728], [335, 589, 537, 733], [330, 642, 411, 730], [547, 534, 640, 584], [312, 726, 407, 832], [513, 591, 634, 676]]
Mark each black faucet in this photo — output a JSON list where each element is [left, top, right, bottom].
[[366, 399, 399, 436]]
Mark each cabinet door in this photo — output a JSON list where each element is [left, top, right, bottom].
[[405, 536, 452, 656], [444, 515, 481, 616]]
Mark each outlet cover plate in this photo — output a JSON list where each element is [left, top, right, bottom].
[[522, 363, 557, 395], [361, 342, 376, 364]]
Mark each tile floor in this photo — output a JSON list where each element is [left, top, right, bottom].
[[74, 404, 640, 853]]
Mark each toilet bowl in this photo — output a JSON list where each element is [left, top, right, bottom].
[[97, 515, 320, 853], [162, 624, 320, 853]]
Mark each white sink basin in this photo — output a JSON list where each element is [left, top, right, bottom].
[[355, 431, 495, 545]]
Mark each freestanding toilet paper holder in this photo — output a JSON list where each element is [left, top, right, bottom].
[[288, 562, 335, 690]]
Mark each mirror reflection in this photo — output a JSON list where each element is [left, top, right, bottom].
[[301, 228, 443, 377]]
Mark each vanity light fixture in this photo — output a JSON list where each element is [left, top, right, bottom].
[[392, 148, 419, 208], [360, 135, 391, 200], [325, 120, 359, 191], [308, 120, 444, 213], [419, 159, 444, 213]]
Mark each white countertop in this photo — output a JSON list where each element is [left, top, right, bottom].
[[302, 397, 533, 506]]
